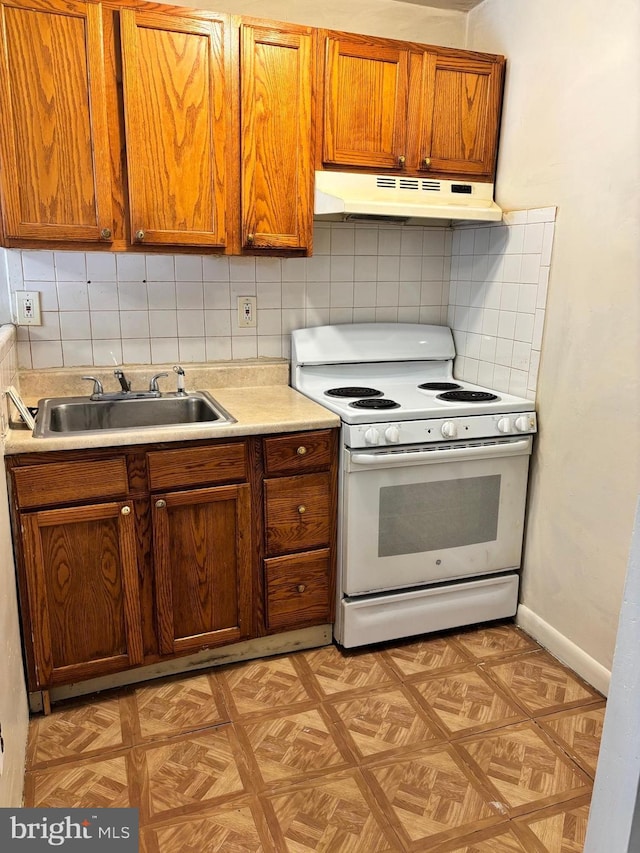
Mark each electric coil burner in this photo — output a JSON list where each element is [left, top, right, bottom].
[[291, 323, 537, 650]]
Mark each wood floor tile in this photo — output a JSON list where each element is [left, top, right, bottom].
[[25, 754, 133, 808], [27, 694, 128, 768], [134, 673, 229, 741], [263, 768, 400, 852], [513, 793, 592, 852], [238, 708, 350, 789], [138, 728, 246, 820], [431, 823, 532, 852], [454, 625, 540, 662], [299, 643, 398, 698], [409, 666, 527, 739], [483, 651, 602, 717], [327, 685, 444, 761], [383, 635, 472, 680], [536, 703, 606, 777], [216, 655, 315, 718], [456, 721, 591, 818], [364, 744, 502, 848]]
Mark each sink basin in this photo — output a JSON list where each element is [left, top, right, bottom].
[[33, 391, 236, 438]]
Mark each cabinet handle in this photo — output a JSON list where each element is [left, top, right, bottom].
[[100, 227, 112, 240], [135, 229, 145, 242], [296, 584, 306, 594], [398, 154, 406, 167], [297, 505, 306, 514], [296, 446, 307, 456], [422, 157, 432, 169], [121, 505, 131, 516], [247, 233, 255, 244], [155, 499, 166, 509]]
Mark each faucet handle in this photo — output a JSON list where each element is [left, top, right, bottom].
[[173, 364, 186, 395], [82, 376, 104, 397], [149, 372, 168, 393]]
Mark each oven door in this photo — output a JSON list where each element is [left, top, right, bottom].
[[341, 436, 532, 595]]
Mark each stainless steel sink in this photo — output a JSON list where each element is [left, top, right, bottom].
[[33, 391, 236, 438]]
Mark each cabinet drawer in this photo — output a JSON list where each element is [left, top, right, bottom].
[[265, 549, 332, 632], [264, 473, 331, 556], [147, 442, 247, 490], [12, 458, 129, 509], [263, 430, 333, 476]]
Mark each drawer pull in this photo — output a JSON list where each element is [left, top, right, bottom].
[[297, 505, 306, 514], [296, 446, 307, 456], [121, 505, 131, 516], [296, 584, 306, 593], [155, 499, 167, 509]]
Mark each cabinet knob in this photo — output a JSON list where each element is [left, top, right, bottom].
[[121, 505, 131, 515], [100, 227, 112, 240], [135, 229, 145, 241], [297, 505, 306, 514], [296, 446, 307, 456], [247, 233, 255, 244], [296, 584, 306, 594], [398, 154, 406, 167], [155, 499, 166, 509], [422, 157, 432, 169]]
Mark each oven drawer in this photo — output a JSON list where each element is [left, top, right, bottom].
[[263, 430, 333, 476], [265, 549, 333, 632], [264, 473, 331, 556]]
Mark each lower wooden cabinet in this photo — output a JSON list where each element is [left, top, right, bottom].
[[265, 549, 332, 632]]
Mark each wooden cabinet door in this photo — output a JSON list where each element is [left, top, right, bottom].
[[416, 54, 504, 178], [0, 0, 112, 243], [120, 9, 230, 248], [241, 23, 314, 252], [21, 501, 143, 689], [153, 484, 253, 656], [322, 36, 408, 171]]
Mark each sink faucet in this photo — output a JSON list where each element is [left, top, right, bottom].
[[114, 369, 131, 393]]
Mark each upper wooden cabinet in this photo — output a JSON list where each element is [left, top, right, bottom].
[[240, 22, 314, 253], [319, 31, 505, 181], [119, 9, 232, 248], [0, 0, 113, 243]]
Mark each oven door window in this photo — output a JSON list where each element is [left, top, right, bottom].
[[342, 450, 530, 595]]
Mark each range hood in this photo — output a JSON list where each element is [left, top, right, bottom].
[[314, 171, 503, 225]]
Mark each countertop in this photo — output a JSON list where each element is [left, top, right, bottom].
[[4, 360, 340, 454]]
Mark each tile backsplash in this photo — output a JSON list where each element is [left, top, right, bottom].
[[2, 209, 555, 399]]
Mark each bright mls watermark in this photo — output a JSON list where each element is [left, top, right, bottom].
[[0, 809, 138, 850]]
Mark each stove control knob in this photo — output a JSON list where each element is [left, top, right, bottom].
[[497, 417, 513, 433], [515, 415, 534, 432], [385, 426, 400, 444], [364, 427, 380, 446], [441, 421, 458, 439]]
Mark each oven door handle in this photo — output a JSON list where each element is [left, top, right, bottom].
[[349, 437, 532, 467]]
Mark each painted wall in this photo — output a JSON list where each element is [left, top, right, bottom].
[[466, 0, 640, 676]]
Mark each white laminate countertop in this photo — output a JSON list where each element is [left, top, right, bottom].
[[5, 360, 340, 454]]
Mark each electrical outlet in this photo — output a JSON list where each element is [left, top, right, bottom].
[[237, 296, 257, 328], [16, 291, 42, 325]]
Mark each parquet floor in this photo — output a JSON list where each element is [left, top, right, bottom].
[[24, 623, 605, 851]]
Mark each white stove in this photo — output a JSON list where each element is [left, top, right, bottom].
[[291, 323, 537, 648]]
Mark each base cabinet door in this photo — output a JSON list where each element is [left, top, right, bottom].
[[21, 501, 143, 689], [153, 484, 253, 656]]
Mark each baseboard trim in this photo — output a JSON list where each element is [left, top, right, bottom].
[[516, 605, 611, 696]]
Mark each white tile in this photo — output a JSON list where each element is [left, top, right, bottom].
[[466, 332, 481, 360], [528, 349, 541, 392], [484, 281, 502, 310], [17, 341, 32, 368], [440, 280, 450, 305], [204, 281, 230, 310], [330, 227, 355, 255], [488, 225, 508, 255], [178, 338, 206, 362], [257, 308, 282, 335], [354, 281, 377, 307], [202, 255, 229, 282], [175, 255, 203, 281], [257, 335, 283, 357], [486, 254, 504, 282], [150, 338, 179, 363], [520, 253, 541, 284], [146, 254, 176, 281], [230, 281, 256, 300], [353, 306, 376, 323], [282, 281, 305, 309], [86, 253, 117, 281], [515, 312, 535, 343], [459, 229, 475, 255], [537, 267, 550, 309], [330, 255, 354, 281], [256, 281, 282, 309], [512, 340, 532, 372], [400, 229, 423, 256], [88, 281, 118, 311], [57, 280, 89, 311], [54, 251, 86, 281], [229, 257, 256, 282], [354, 255, 378, 281], [527, 206, 556, 223], [116, 254, 146, 282], [305, 306, 331, 327], [502, 254, 521, 283], [397, 306, 420, 322], [477, 360, 495, 387], [469, 281, 487, 308], [375, 306, 399, 322], [91, 311, 121, 339], [177, 310, 205, 337], [523, 222, 545, 254], [497, 310, 516, 339], [518, 284, 538, 315], [479, 334, 496, 362], [118, 282, 148, 310], [31, 340, 63, 368], [492, 364, 511, 392], [423, 229, 446, 257], [206, 336, 232, 360], [61, 340, 93, 366], [29, 312, 61, 341], [7, 250, 26, 287], [306, 282, 330, 308], [456, 281, 471, 307], [421, 305, 444, 324], [495, 336, 513, 366], [377, 255, 400, 281], [399, 255, 422, 281], [60, 311, 91, 340], [313, 224, 331, 254], [471, 254, 489, 281], [463, 356, 479, 383], [281, 257, 307, 282], [376, 281, 399, 306], [505, 224, 525, 254], [354, 228, 379, 255], [329, 307, 354, 324], [473, 228, 491, 255], [255, 257, 282, 282], [176, 281, 204, 310], [281, 308, 306, 334], [509, 368, 529, 396], [423, 255, 446, 282], [231, 336, 257, 359], [306, 255, 330, 282], [149, 310, 178, 337], [467, 307, 483, 335], [453, 305, 469, 331], [542, 223, 555, 266], [147, 281, 176, 310], [398, 281, 421, 306], [500, 283, 520, 312], [330, 281, 354, 307], [457, 255, 473, 281], [532, 309, 546, 349], [92, 339, 123, 366], [378, 229, 401, 255], [120, 310, 150, 339], [452, 329, 467, 354], [481, 308, 499, 336], [449, 255, 459, 279], [450, 228, 461, 255], [122, 339, 151, 364], [502, 210, 527, 225], [204, 309, 232, 337], [24, 280, 58, 311]]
